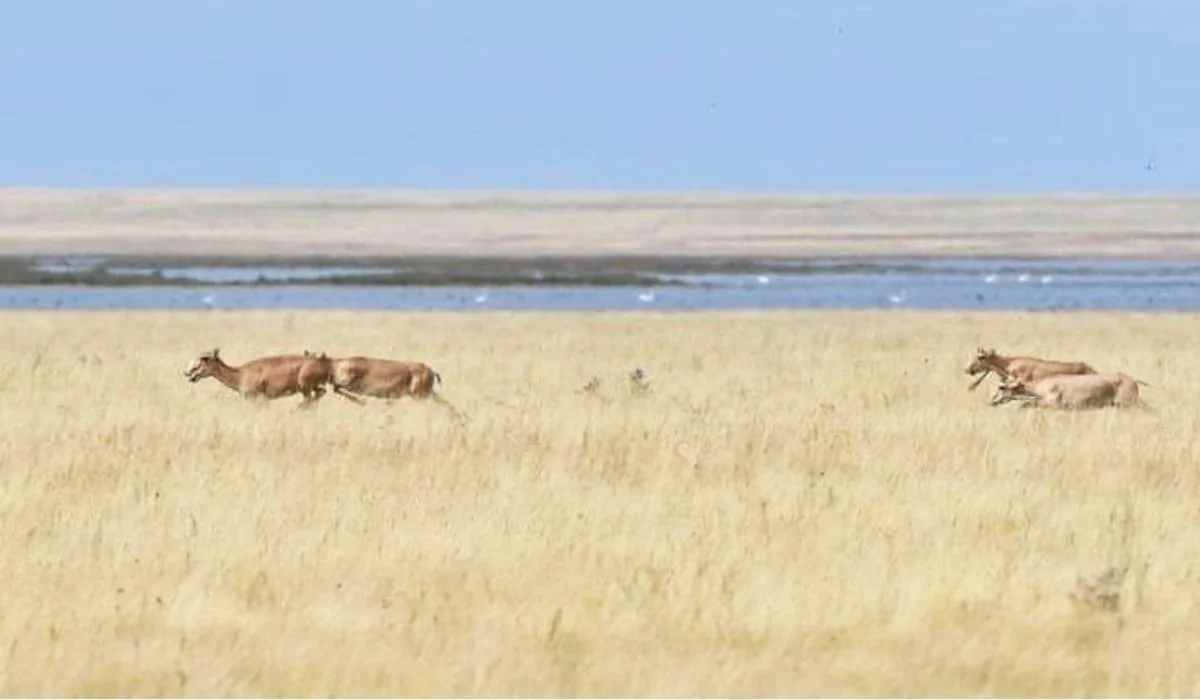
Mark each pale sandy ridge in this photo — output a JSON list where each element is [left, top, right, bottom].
[[2, 189, 1199, 257]]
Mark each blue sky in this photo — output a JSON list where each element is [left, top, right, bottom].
[[1, 0, 1196, 191]]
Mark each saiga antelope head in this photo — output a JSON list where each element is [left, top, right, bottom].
[[184, 348, 221, 383]]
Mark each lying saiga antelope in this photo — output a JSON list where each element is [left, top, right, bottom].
[[965, 347, 1097, 392], [302, 351, 465, 421], [184, 347, 330, 408]]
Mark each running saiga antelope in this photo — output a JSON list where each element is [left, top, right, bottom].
[[989, 372, 1151, 410], [183, 348, 331, 408], [302, 351, 465, 420], [965, 347, 1097, 391]]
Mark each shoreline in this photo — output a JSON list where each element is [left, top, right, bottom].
[[9, 252, 1200, 288]]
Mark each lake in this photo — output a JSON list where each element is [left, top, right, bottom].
[[5, 258, 1200, 311]]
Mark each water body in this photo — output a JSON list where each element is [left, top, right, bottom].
[[6, 258, 1200, 311]]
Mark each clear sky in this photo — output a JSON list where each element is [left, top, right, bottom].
[[1, 0, 1196, 192]]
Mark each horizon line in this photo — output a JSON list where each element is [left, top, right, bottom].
[[1, 186, 1198, 198]]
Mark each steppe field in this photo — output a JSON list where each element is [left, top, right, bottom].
[[3, 309, 1200, 697]]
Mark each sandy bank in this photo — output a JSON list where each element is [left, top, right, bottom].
[[1, 189, 1198, 258]]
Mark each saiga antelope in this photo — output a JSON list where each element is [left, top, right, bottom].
[[183, 348, 330, 408], [302, 351, 465, 421]]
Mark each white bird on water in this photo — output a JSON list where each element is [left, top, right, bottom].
[[983, 274, 998, 284], [474, 292, 489, 304], [1041, 275, 1054, 284], [201, 293, 216, 309], [756, 275, 772, 285], [1017, 273, 1031, 283], [638, 291, 656, 303], [888, 290, 907, 305]]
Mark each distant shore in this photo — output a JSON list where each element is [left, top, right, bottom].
[[2, 190, 1199, 259], [9, 252, 1200, 290]]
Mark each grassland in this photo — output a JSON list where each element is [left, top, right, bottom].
[[3, 189, 1200, 258], [2, 310, 1198, 696]]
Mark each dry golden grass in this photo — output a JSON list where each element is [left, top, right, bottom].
[[3, 189, 1200, 257], [1, 310, 1198, 696]]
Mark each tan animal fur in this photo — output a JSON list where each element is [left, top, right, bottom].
[[965, 347, 1097, 391], [989, 372, 1150, 410], [183, 348, 330, 408], [301, 351, 463, 420]]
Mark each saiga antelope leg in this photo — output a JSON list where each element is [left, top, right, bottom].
[[245, 393, 271, 409], [429, 393, 467, 423], [968, 370, 990, 391], [297, 389, 324, 410], [332, 386, 367, 405]]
